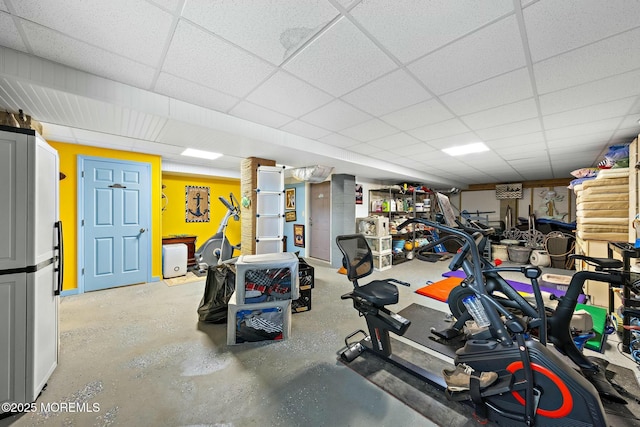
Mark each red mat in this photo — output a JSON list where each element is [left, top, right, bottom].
[[415, 277, 463, 302]]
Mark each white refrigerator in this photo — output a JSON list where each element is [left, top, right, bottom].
[[0, 126, 62, 410]]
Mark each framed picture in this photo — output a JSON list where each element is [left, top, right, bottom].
[[293, 224, 305, 248], [285, 211, 297, 222], [355, 183, 363, 205], [285, 188, 296, 210], [185, 186, 210, 222]]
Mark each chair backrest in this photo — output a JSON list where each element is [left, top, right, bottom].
[[336, 234, 374, 285]]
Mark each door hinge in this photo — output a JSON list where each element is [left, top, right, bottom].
[[81, 219, 84, 226], [81, 268, 84, 275], [81, 171, 84, 178]]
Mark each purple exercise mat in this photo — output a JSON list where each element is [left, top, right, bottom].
[[442, 270, 587, 304]]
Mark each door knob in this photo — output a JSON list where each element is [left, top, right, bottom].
[[139, 228, 146, 233]]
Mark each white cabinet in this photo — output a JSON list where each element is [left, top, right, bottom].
[[0, 273, 27, 409], [0, 131, 28, 271], [255, 166, 284, 254]]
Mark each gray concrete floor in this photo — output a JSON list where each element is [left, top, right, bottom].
[[3, 256, 639, 426]]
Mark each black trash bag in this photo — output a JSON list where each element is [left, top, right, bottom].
[[197, 264, 236, 323]]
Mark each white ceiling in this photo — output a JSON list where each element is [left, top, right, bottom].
[[0, 0, 639, 188]]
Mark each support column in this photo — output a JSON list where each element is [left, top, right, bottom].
[[330, 174, 356, 268]]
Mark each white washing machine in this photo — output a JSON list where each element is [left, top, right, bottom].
[[162, 243, 188, 278]]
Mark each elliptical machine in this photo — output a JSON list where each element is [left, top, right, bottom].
[[432, 221, 626, 404], [337, 219, 609, 426], [194, 193, 240, 270]]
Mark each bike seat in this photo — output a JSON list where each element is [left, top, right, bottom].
[[570, 254, 623, 270], [353, 280, 399, 306]]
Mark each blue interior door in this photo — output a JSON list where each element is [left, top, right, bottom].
[[82, 158, 150, 292]]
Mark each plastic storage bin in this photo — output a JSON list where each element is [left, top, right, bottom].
[[365, 235, 392, 254], [356, 216, 389, 237], [235, 252, 300, 302], [373, 253, 393, 271], [162, 243, 187, 278], [227, 292, 291, 345]]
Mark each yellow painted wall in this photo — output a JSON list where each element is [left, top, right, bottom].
[[161, 174, 241, 254], [48, 141, 163, 291]]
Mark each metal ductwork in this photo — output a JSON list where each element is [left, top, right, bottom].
[[290, 165, 334, 183]]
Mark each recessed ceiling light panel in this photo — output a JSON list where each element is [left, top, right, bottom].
[[442, 142, 489, 157], [181, 148, 223, 160]]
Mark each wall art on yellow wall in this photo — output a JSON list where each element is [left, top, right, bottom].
[[185, 186, 210, 222]]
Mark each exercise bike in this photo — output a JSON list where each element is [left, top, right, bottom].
[[427, 220, 626, 404], [337, 219, 609, 426], [194, 193, 240, 271]]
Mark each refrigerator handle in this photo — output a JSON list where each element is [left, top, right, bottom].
[[54, 221, 64, 296]]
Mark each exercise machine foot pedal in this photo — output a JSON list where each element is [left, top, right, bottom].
[[430, 326, 464, 341], [445, 372, 513, 402]]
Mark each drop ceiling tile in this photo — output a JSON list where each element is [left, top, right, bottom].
[[0, 13, 27, 52], [367, 132, 422, 149], [461, 153, 510, 167], [616, 116, 640, 132], [534, 27, 640, 94], [349, 0, 514, 63], [500, 147, 548, 162], [348, 142, 385, 154], [440, 68, 533, 116], [246, 71, 333, 117], [163, 21, 276, 98], [13, 0, 173, 66], [367, 149, 396, 161], [462, 99, 538, 131], [409, 16, 525, 95], [280, 120, 333, 140], [229, 101, 294, 129], [182, 0, 338, 65], [318, 132, 361, 148], [341, 69, 431, 116], [299, 99, 371, 131], [612, 128, 640, 144], [407, 118, 470, 142], [155, 72, 239, 113], [486, 132, 545, 149], [545, 117, 622, 141], [283, 18, 397, 96], [520, 169, 554, 180], [0, 2, 7, 12], [411, 149, 447, 162], [394, 157, 429, 169], [476, 118, 541, 141], [146, 0, 184, 13], [21, 21, 156, 89], [539, 69, 640, 115], [381, 99, 454, 131], [547, 131, 615, 149], [543, 98, 637, 130], [524, 0, 640, 62], [423, 132, 481, 149], [339, 119, 397, 142]]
